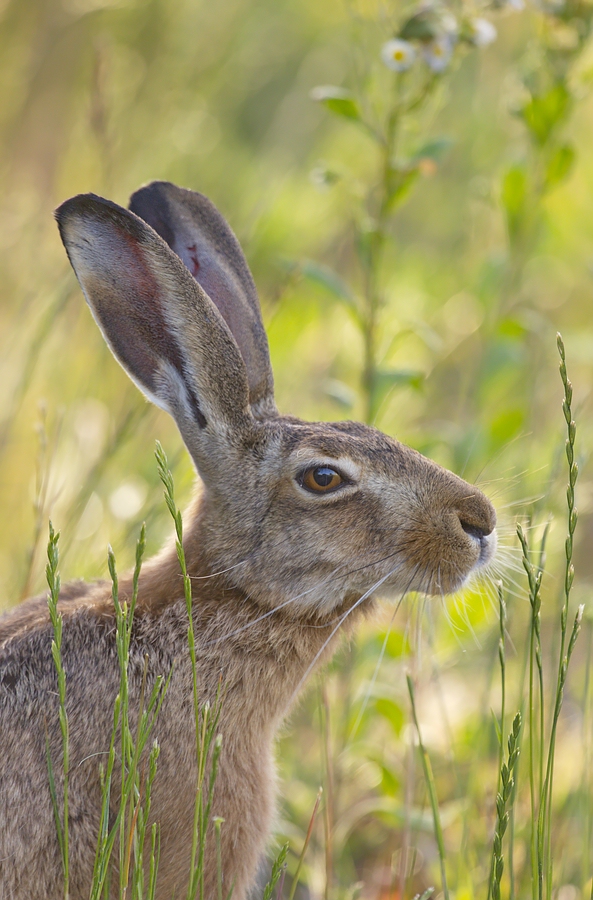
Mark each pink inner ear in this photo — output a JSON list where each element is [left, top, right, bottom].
[[175, 239, 243, 337], [178, 244, 261, 399]]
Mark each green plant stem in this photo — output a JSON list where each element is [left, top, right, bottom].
[[488, 586, 507, 900], [498, 588, 507, 797], [539, 335, 580, 900], [583, 618, 593, 892], [518, 522, 544, 900], [360, 79, 401, 425], [287, 788, 322, 900], [156, 441, 224, 900], [262, 843, 289, 900], [214, 817, 224, 900], [491, 714, 522, 900], [407, 674, 449, 900], [46, 521, 70, 900]]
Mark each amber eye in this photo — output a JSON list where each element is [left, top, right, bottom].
[[300, 466, 344, 494]]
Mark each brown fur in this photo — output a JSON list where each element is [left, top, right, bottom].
[[0, 183, 496, 899]]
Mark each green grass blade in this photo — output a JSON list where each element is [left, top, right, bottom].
[[406, 675, 449, 900]]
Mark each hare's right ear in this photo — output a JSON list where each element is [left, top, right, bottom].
[[55, 194, 257, 479], [129, 181, 276, 419]]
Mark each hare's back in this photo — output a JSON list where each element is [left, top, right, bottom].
[[0, 579, 98, 646]]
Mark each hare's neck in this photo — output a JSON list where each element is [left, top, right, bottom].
[[196, 588, 365, 733], [131, 493, 368, 730]]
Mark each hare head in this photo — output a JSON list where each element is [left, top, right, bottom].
[[57, 181, 496, 622]]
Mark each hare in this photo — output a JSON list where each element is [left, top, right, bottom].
[[0, 181, 496, 900]]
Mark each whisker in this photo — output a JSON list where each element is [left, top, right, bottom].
[[346, 565, 422, 741], [189, 558, 250, 579], [472, 432, 534, 485], [346, 599, 403, 742], [288, 562, 412, 707], [202, 566, 346, 646], [203, 545, 411, 646]]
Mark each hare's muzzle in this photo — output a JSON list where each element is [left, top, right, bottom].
[[436, 484, 497, 591], [398, 460, 497, 597]]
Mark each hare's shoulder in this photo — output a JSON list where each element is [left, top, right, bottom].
[[0, 583, 192, 710], [0, 584, 113, 715]]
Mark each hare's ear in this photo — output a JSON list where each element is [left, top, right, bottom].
[[55, 193, 256, 476], [128, 181, 276, 419]]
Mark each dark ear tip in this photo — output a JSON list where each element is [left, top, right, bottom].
[[54, 193, 151, 246], [129, 181, 175, 210], [55, 193, 104, 225], [130, 180, 174, 194]]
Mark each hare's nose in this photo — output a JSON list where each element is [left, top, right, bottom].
[[460, 519, 493, 541], [456, 491, 497, 540]]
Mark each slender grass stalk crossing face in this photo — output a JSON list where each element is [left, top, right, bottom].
[[0, 181, 496, 900]]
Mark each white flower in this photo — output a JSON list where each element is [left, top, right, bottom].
[[469, 18, 497, 47], [381, 39, 416, 72], [441, 12, 459, 39], [421, 35, 453, 72]]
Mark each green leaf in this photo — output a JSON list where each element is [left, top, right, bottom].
[[501, 165, 526, 219], [545, 143, 575, 189], [334, 796, 461, 847], [371, 368, 424, 417], [335, 796, 434, 843], [262, 843, 289, 900], [375, 697, 405, 736], [376, 762, 401, 796], [386, 163, 420, 210], [310, 163, 341, 188], [310, 85, 361, 122], [497, 317, 527, 340], [491, 708, 502, 745], [385, 139, 453, 211], [300, 259, 358, 309], [519, 83, 571, 146]]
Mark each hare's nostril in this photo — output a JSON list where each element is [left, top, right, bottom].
[[460, 519, 492, 541]]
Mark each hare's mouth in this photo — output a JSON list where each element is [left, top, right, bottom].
[[406, 526, 498, 598], [471, 528, 497, 569], [443, 528, 498, 594]]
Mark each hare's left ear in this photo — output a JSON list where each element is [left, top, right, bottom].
[[129, 181, 276, 419]]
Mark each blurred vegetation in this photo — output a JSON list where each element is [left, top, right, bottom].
[[2, 0, 593, 897]]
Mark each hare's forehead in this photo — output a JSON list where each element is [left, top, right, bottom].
[[264, 420, 414, 473]]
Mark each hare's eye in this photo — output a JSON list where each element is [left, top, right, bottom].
[[301, 466, 344, 494]]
